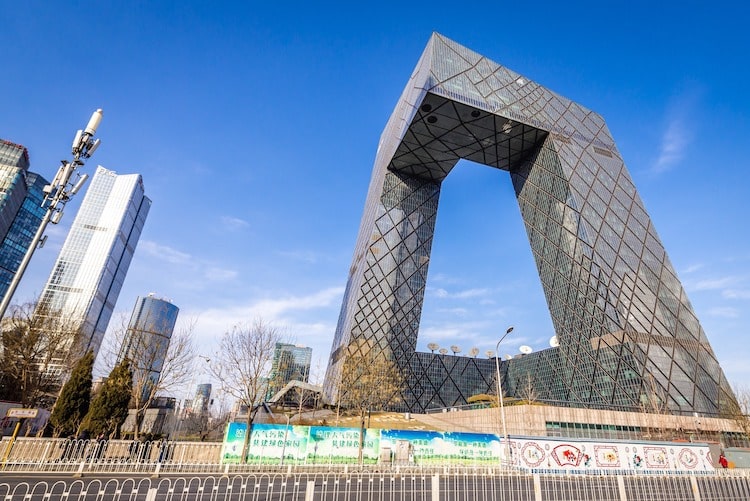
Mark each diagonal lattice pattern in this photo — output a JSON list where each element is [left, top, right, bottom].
[[324, 33, 737, 416]]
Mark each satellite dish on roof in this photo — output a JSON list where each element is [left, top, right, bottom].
[[549, 335, 559, 348], [504, 354, 513, 360], [427, 342, 439, 353], [485, 350, 495, 358], [469, 347, 479, 358], [439, 348, 449, 355], [450, 345, 461, 354], [519, 345, 533, 355]]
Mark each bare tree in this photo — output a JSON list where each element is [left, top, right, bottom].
[[293, 384, 318, 420], [517, 373, 538, 404], [308, 357, 326, 386], [728, 384, 750, 444], [337, 340, 403, 463], [133, 321, 194, 439], [96, 312, 130, 375], [209, 318, 282, 463], [98, 314, 196, 439], [298, 357, 326, 421], [0, 301, 84, 408], [181, 395, 231, 441]]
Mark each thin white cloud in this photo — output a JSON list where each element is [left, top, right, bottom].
[[220, 216, 249, 231], [436, 307, 469, 315], [180, 286, 345, 356], [188, 286, 344, 332], [681, 263, 703, 274], [279, 250, 320, 264], [454, 288, 491, 299], [653, 119, 689, 173], [691, 276, 738, 291], [250, 287, 345, 317], [428, 287, 491, 300], [419, 326, 467, 342], [707, 307, 739, 319], [651, 86, 702, 174], [428, 273, 463, 285], [138, 240, 238, 285], [139, 240, 192, 264], [204, 267, 238, 281], [723, 289, 750, 300], [419, 319, 495, 343]]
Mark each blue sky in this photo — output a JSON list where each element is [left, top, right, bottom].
[[2, 1, 749, 393]]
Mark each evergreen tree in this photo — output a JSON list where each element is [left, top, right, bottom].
[[48, 350, 94, 437], [81, 359, 132, 438]]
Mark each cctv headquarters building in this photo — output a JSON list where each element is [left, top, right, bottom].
[[323, 33, 738, 421]]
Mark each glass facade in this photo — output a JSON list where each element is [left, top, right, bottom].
[[36, 165, 151, 360], [324, 34, 737, 417], [0, 141, 30, 243], [117, 294, 179, 402], [269, 343, 313, 397], [0, 139, 48, 305], [192, 383, 212, 414]]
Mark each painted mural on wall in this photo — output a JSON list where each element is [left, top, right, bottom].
[[380, 429, 504, 464], [512, 438, 713, 471], [221, 422, 715, 472], [222, 423, 380, 464]]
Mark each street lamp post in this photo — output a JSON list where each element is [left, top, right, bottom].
[[0, 109, 104, 319], [495, 326, 514, 465]]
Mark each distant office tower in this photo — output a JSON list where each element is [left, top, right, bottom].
[[269, 343, 312, 396], [36, 165, 151, 360], [0, 140, 48, 304], [191, 383, 212, 415], [117, 294, 179, 402]]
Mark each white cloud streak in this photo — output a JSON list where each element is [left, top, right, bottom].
[[681, 263, 703, 274], [137, 240, 239, 287], [723, 289, 750, 300], [182, 286, 345, 348], [651, 86, 701, 174], [653, 119, 690, 173], [139, 240, 192, 264], [278, 250, 321, 264], [220, 216, 249, 231], [429, 287, 491, 300], [691, 276, 738, 291], [707, 307, 739, 319]]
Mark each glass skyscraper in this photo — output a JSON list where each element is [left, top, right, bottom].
[[191, 383, 212, 415], [117, 294, 179, 402], [324, 33, 737, 417], [0, 139, 48, 306], [269, 343, 313, 397], [36, 165, 151, 360]]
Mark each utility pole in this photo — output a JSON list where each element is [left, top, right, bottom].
[[0, 109, 103, 318]]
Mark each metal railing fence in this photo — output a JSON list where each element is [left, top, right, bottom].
[[1, 472, 750, 501], [0, 436, 220, 472], [3, 437, 750, 476]]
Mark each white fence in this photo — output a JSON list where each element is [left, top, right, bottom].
[[1, 472, 750, 500], [2, 437, 750, 500], [0, 437, 221, 475]]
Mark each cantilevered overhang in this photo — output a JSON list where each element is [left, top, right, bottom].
[[388, 93, 548, 182]]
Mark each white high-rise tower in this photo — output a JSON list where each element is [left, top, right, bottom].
[[36, 165, 151, 360]]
